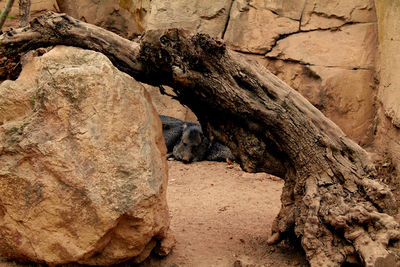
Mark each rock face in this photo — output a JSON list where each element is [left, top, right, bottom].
[[146, 0, 232, 38], [56, 0, 149, 39], [223, 0, 301, 54], [0, 46, 170, 265], [374, 0, 400, 168], [301, 0, 376, 30], [375, 0, 400, 127], [266, 23, 376, 69]]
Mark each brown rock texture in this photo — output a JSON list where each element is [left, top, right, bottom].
[[301, 0, 376, 30], [146, 0, 232, 38], [266, 23, 376, 69], [56, 0, 148, 39], [373, 0, 400, 171], [0, 46, 170, 265], [223, 0, 301, 53], [376, 0, 400, 127]]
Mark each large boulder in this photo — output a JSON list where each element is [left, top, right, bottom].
[[0, 46, 170, 265]]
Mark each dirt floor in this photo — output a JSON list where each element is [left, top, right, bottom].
[[0, 160, 308, 267], [140, 160, 308, 267]]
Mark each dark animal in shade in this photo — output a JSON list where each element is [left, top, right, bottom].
[[160, 115, 235, 163]]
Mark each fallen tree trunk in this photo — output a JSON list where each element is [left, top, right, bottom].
[[1, 12, 399, 266]]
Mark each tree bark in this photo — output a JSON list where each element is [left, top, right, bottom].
[[1, 12, 400, 266]]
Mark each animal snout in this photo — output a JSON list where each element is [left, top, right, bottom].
[[182, 157, 191, 163]]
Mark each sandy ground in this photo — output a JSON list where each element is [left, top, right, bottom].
[[0, 160, 308, 267], [140, 160, 308, 267]]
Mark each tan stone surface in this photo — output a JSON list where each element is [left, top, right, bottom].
[[57, 1, 202, 122], [0, 46, 169, 265], [224, 0, 299, 53], [301, 0, 376, 30], [375, 0, 400, 128], [56, 0, 146, 39], [373, 0, 400, 171], [118, 0, 151, 32], [267, 23, 377, 69], [146, 0, 232, 37], [261, 0, 306, 20]]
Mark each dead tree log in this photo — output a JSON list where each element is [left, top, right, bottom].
[[1, 12, 400, 266]]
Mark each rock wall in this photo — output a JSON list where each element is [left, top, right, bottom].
[[0, 46, 170, 265], [375, 0, 400, 127], [146, 0, 232, 38], [374, 0, 400, 168], [55, 0, 148, 39]]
